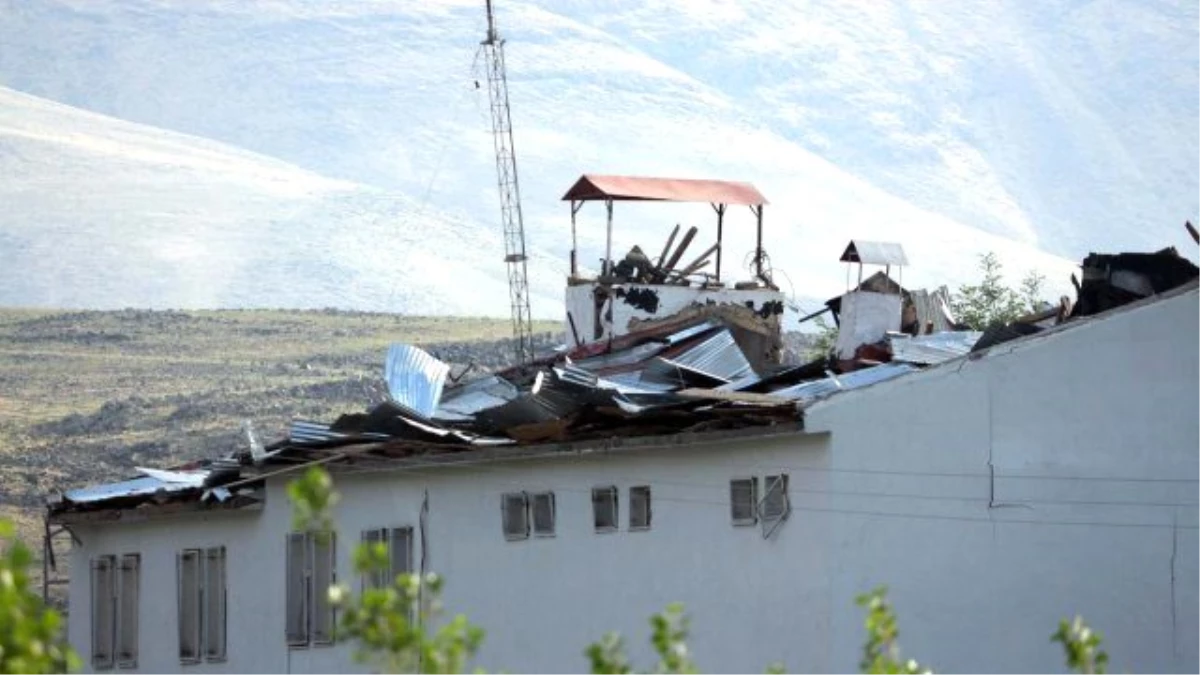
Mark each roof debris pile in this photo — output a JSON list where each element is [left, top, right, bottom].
[[46, 234, 1199, 522]]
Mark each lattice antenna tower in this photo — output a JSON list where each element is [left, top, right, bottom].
[[482, 0, 535, 366]]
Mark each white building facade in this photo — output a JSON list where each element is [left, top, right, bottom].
[[62, 286, 1199, 673]]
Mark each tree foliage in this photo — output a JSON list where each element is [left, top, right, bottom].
[[1053, 616, 1109, 675], [951, 252, 1046, 330], [0, 519, 80, 674]]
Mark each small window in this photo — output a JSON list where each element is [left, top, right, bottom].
[[730, 478, 759, 526], [178, 550, 202, 663], [760, 474, 791, 538], [629, 486, 651, 530], [203, 547, 227, 661], [91, 555, 116, 670], [286, 532, 337, 648], [592, 486, 618, 532], [361, 527, 414, 590], [502, 492, 530, 540], [532, 492, 556, 536], [116, 554, 140, 668]]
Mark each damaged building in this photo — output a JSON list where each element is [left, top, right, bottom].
[[44, 194, 1200, 673]]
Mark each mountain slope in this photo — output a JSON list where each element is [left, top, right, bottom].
[[0, 86, 564, 315], [0, 0, 1194, 315]]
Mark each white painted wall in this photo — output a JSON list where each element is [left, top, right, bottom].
[[66, 287, 1199, 673], [563, 283, 784, 343]]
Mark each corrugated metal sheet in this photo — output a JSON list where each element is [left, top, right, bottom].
[[840, 241, 909, 266], [63, 476, 196, 504], [562, 175, 767, 206], [434, 376, 519, 422], [888, 331, 982, 365], [772, 363, 917, 403], [667, 329, 754, 381], [384, 344, 450, 418], [289, 420, 389, 444], [571, 341, 667, 372]]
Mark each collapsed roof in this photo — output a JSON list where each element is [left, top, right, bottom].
[[45, 241, 1200, 522]]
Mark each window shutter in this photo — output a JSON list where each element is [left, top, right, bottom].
[[116, 554, 140, 667], [531, 492, 556, 536], [592, 486, 618, 532], [730, 478, 758, 525], [390, 527, 414, 580], [310, 532, 336, 645], [178, 550, 201, 662], [759, 474, 791, 538], [362, 528, 385, 590], [285, 533, 309, 646], [501, 493, 529, 540], [91, 556, 115, 669], [204, 547, 227, 661], [629, 486, 651, 530]]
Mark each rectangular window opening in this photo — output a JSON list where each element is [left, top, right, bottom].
[[730, 477, 759, 526], [592, 486, 618, 532], [629, 486, 652, 530], [532, 492, 556, 537], [502, 492, 530, 540]]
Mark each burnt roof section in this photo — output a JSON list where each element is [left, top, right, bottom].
[[562, 174, 767, 206]]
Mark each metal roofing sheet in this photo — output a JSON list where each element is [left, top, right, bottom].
[[840, 241, 909, 266], [64, 475, 199, 504], [384, 344, 450, 418], [888, 331, 982, 365], [771, 363, 917, 403], [668, 329, 754, 382], [562, 175, 767, 206], [434, 376, 519, 421]]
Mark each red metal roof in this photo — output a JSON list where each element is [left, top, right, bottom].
[[562, 174, 767, 206]]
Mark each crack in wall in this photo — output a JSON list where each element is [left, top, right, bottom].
[[1170, 511, 1178, 657]]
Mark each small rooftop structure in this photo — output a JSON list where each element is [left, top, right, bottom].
[[839, 240, 908, 267], [561, 173, 770, 284]]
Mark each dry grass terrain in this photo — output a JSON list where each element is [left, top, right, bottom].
[[0, 308, 560, 554]]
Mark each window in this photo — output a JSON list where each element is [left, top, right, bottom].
[[179, 547, 227, 663], [629, 486, 651, 530], [285, 532, 337, 647], [361, 527, 414, 590], [531, 492, 556, 537], [730, 478, 759, 525], [760, 474, 791, 538], [91, 556, 115, 670], [592, 486, 618, 532], [501, 492, 530, 540], [91, 554, 138, 670]]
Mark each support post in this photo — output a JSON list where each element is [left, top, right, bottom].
[[604, 199, 614, 276], [570, 200, 581, 277], [753, 205, 764, 279], [712, 203, 726, 282]]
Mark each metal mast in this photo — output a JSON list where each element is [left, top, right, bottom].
[[482, 0, 535, 366]]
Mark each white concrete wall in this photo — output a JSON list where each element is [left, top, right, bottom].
[[564, 283, 783, 343], [66, 430, 834, 674], [66, 287, 1198, 673], [805, 285, 1199, 673]]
